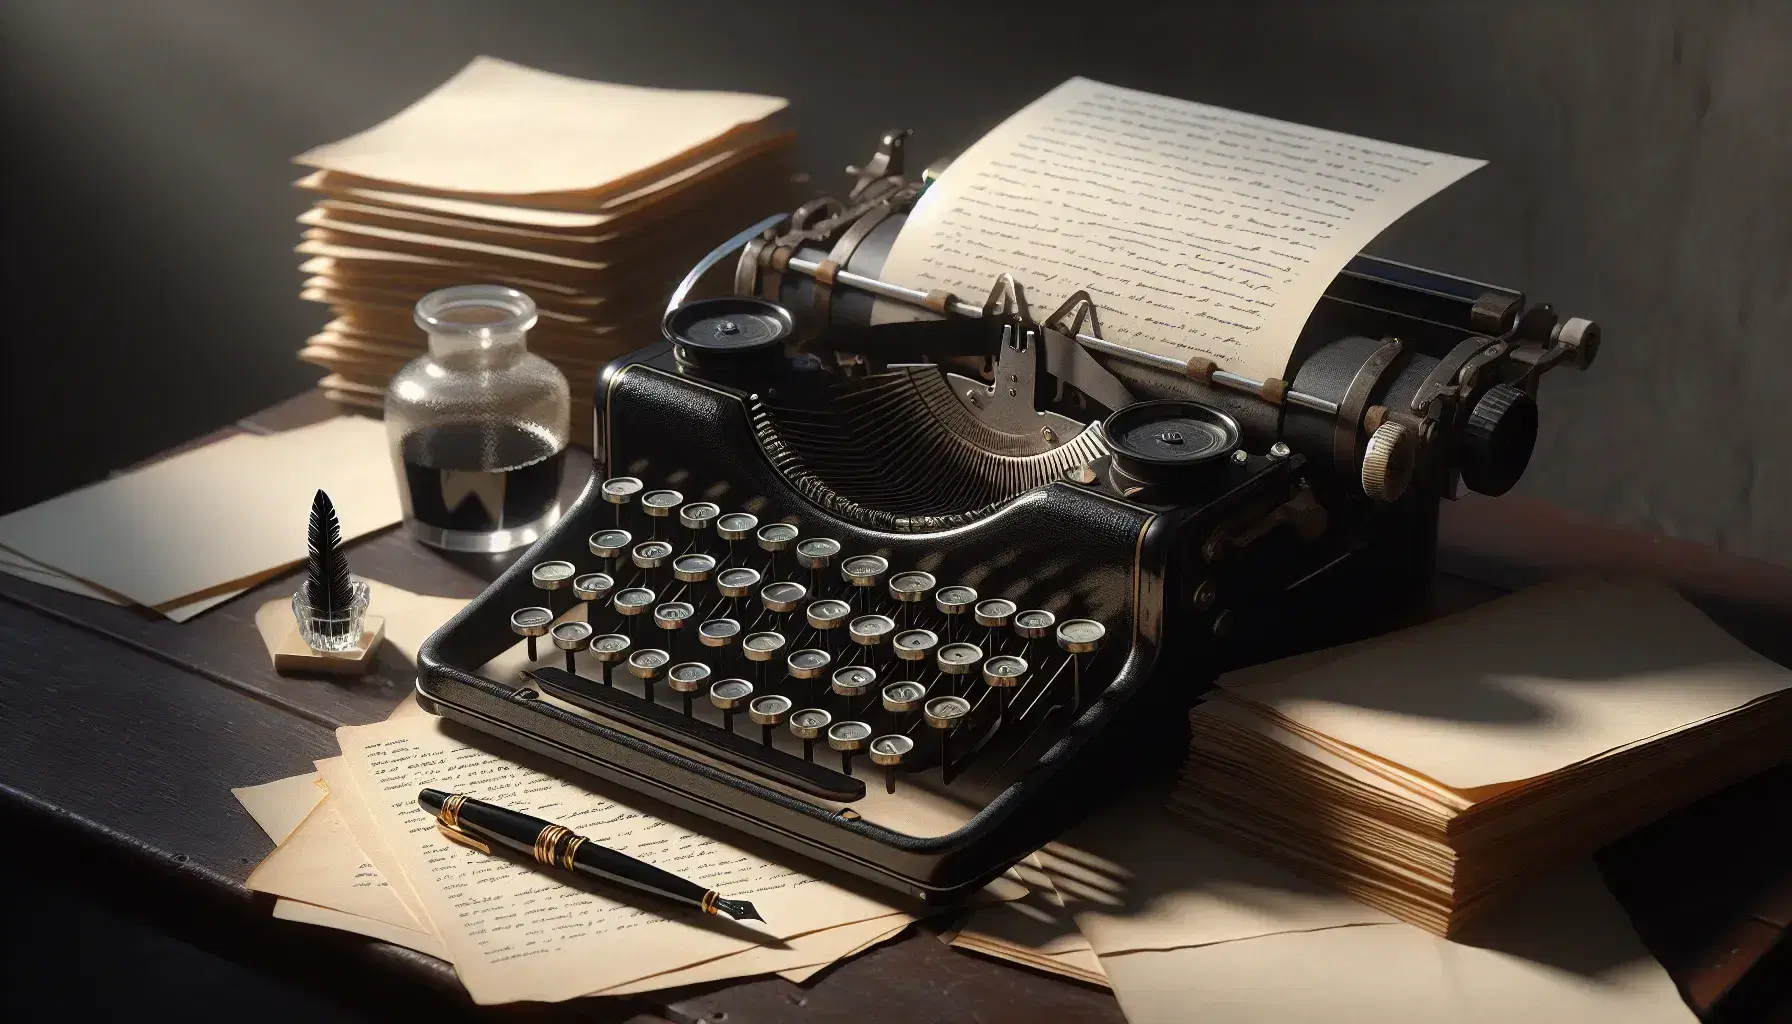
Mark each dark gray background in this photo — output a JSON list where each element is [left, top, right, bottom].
[[3, 0, 1788, 566]]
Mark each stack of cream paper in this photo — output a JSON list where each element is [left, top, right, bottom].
[[1173, 576, 1792, 936], [0, 416, 399, 620], [291, 56, 800, 442], [235, 582, 983, 1003]]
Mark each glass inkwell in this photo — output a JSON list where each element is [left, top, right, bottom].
[[386, 285, 571, 553]]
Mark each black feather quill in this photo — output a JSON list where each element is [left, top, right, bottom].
[[306, 489, 355, 636]]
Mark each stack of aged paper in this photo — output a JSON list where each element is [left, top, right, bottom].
[[0, 416, 399, 620], [1173, 576, 1792, 936], [290, 57, 800, 442], [235, 581, 999, 1004]]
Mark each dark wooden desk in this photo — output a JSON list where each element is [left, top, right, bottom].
[[1, 394, 1787, 1023]]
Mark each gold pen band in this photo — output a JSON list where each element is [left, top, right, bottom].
[[560, 835, 585, 870], [701, 890, 719, 915], [439, 793, 466, 830], [534, 824, 574, 868]]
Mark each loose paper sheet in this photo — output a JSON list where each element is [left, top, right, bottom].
[[295, 56, 786, 198], [1095, 860, 1694, 1024], [0, 416, 400, 609], [337, 714, 907, 1004], [233, 772, 327, 845], [1046, 797, 1386, 956], [246, 798, 428, 932], [874, 77, 1484, 381], [1219, 577, 1792, 789], [273, 898, 452, 960]]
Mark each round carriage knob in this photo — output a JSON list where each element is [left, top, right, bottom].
[[1458, 383, 1538, 497], [1551, 316, 1601, 370], [1360, 420, 1415, 503]]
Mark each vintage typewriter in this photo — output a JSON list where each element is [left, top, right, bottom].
[[418, 131, 1601, 902]]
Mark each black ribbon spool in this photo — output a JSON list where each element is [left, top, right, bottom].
[[662, 297, 794, 368], [1103, 400, 1243, 484]]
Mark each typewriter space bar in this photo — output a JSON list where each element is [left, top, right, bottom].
[[528, 668, 866, 802]]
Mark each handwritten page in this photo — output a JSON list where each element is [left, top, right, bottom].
[[874, 77, 1484, 381], [245, 798, 428, 933], [337, 714, 905, 1004]]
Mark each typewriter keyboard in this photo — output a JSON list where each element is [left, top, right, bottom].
[[508, 476, 1110, 810]]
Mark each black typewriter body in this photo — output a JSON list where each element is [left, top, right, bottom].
[[418, 133, 1600, 902]]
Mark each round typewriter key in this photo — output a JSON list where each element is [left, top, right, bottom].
[[742, 631, 787, 664], [631, 540, 673, 569], [717, 567, 762, 598], [849, 614, 896, 646], [1014, 609, 1057, 640], [673, 553, 717, 583], [936, 586, 978, 616], [868, 734, 914, 793], [937, 642, 984, 675], [974, 598, 1018, 628], [1057, 618, 1107, 654], [888, 571, 936, 603], [841, 555, 889, 587], [807, 598, 852, 631], [573, 572, 615, 603], [756, 522, 799, 552], [531, 560, 576, 590], [831, 664, 876, 698], [613, 587, 656, 615], [748, 693, 793, 745], [795, 537, 841, 570], [716, 513, 759, 541], [678, 502, 720, 532], [924, 695, 972, 730], [641, 489, 683, 517], [601, 477, 644, 504], [627, 648, 669, 678], [628, 648, 669, 698], [893, 628, 940, 661], [697, 617, 741, 648], [709, 678, 755, 732], [760, 581, 807, 614], [510, 606, 553, 661], [551, 620, 594, 673], [881, 680, 926, 714], [590, 634, 632, 683], [788, 707, 832, 761], [589, 528, 632, 560], [786, 648, 831, 681], [653, 601, 694, 631], [982, 654, 1028, 687], [827, 720, 873, 775], [667, 661, 712, 715]]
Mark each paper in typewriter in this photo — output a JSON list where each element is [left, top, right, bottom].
[[874, 77, 1484, 382]]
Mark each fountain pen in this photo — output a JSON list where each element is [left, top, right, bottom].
[[418, 789, 764, 922]]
